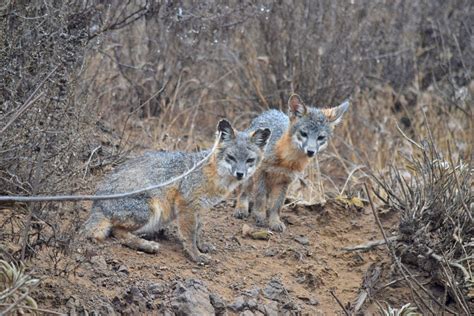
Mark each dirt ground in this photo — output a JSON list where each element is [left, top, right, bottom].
[[2, 118, 463, 315], [1, 193, 409, 315]]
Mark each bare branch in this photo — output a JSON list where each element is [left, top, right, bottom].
[[1, 65, 58, 135], [342, 236, 399, 252]]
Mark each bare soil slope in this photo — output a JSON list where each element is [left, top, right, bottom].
[[21, 196, 399, 315]]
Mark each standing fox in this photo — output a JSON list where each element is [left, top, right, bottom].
[[234, 94, 349, 232], [83, 120, 270, 263]]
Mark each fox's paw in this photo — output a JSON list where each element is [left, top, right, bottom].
[[194, 253, 211, 265], [269, 219, 286, 232], [184, 247, 211, 264], [253, 212, 267, 227], [233, 207, 249, 219], [140, 240, 161, 254], [198, 242, 216, 254]]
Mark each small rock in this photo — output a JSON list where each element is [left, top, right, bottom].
[[90, 255, 107, 271], [243, 287, 260, 298], [298, 296, 319, 305], [240, 310, 255, 316], [250, 230, 272, 240], [282, 301, 300, 312], [129, 286, 143, 299], [228, 295, 246, 312], [117, 286, 147, 313], [148, 283, 165, 295], [242, 224, 252, 236], [264, 248, 278, 257], [263, 301, 279, 316], [97, 303, 116, 315], [263, 277, 290, 303], [294, 235, 309, 245], [210, 293, 227, 316], [171, 279, 215, 315], [247, 298, 258, 310], [117, 265, 128, 274]]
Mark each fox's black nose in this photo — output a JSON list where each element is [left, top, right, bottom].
[[236, 172, 244, 180], [307, 150, 315, 157]]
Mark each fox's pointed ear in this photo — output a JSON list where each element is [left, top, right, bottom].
[[321, 100, 350, 128], [217, 119, 235, 142], [251, 128, 271, 149], [288, 94, 307, 119]]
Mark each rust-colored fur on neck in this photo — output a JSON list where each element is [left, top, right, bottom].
[[201, 154, 229, 197], [273, 132, 309, 172]]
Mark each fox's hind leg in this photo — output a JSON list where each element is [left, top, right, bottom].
[[112, 228, 160, 254], [233, 178, 253, 219], [82, 212, 112, 242]]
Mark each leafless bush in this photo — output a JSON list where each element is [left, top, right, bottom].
[[82, 0, 472, 130], [372, 137, 472, 313], [0, 1, 153, 264]]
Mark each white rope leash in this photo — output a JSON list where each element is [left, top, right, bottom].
[[0, 133, 221, 203]]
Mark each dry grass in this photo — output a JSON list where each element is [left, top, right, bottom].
[[0, 0, 472, 314], [371, 133, 472, 313]]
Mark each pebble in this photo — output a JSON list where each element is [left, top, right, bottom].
[[294, 235, 310, 245], [228, 295, 246, 312]]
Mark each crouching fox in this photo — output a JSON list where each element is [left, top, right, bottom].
[[83, 120, 271, 263], [234, 94, 349, 232]]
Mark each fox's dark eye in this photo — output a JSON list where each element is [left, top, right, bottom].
[[300, 131, 308, 137], [317, 135, 326, 141], [227, 155, 236, 162], [246, 158, 255, 163]]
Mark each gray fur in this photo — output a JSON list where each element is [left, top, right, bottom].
[[83, 121, 270, 262], [236, 97, 350, 231], [246, 106, 336, 157], [245, 109, 289, 154], [90, 150, 211, 229]]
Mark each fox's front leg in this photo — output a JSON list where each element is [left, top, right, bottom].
[[234, 177, 253, 219], [251, 172, 268, 227], [176, 204, 210, 264], [267, 183, 289, 232], [196, 216, 216, 254]]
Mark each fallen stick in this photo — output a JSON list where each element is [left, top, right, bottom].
[[427, 248, 471, 282], [342, 236, 399, 252]]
